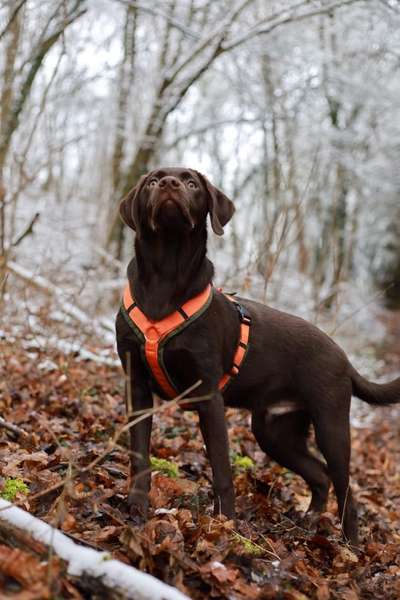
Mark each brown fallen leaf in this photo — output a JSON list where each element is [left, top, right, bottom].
[[119, 527, 145, 560], [0, 544, 54, 587], [200, 559, 239, 584], [94, 525, 123, 543], [143, 516, 184, 552], [341, 589, 359, 600], [61, 511, 76, 532], [149, 473, 198, 509], [0, 581, 53, 600], [316, 581, 330, 600]]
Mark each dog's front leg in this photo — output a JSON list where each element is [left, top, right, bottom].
[[197, 392, 235, 519], [123, 350, 153, 523], [128, 401, 153, 523]]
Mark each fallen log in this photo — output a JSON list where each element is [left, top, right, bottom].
[[0, 500, 190, 600]]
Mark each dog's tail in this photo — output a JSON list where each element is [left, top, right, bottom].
[[350, 366, 400, 405]]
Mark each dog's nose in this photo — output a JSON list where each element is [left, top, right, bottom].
[[159, 176, 181, 189]]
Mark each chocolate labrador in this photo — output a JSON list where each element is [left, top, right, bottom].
[[116, 167, 400, 545]]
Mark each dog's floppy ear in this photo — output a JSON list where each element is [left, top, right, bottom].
[[119, 174, 148, 232], [195, 171, 235, 235]]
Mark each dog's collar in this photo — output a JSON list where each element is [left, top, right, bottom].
[[121, 283, 250, 400]]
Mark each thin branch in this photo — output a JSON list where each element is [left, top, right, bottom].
[[241, 0, 313, 30], [164, 117, 263, 149], [11, 212, 39, 247], [0, 416, 29, 439], [328, 283, 395, 335], [378, 0, 400, 14], [0, 0, 26, 42], [222, 0, 367, 51], [163, 0, 253, 87], [114, 0, 199, 39]]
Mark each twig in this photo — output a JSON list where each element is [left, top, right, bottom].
[[230, 528, 281, 561], [340, 483, 350, 537], [0, 274, 8, 296], [328, 283, 394, 335], [208, 516, 281, 561], [0, 416, 29, 438], [115, 0, 200, 39], [222, 0, 366, 52], [47, 461, 73, 590], [338, 483, 361, 550], [11, 212, 40, 247], [26, 381, 207, 504]]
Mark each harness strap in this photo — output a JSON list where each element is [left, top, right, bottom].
[[122, 284, 250, 399], [218, 296, 250, 391], [123, 283, 212, 398]]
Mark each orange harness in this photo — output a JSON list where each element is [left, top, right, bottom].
[[122, 283, 250, 398]]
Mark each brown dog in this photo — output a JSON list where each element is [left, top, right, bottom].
[[116, 167, 400, 545]]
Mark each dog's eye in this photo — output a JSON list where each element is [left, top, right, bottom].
[[187, 181, 197, 189], [148, 179, 158, 187]]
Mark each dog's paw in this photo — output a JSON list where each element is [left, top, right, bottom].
[[301, 509, 321, 531], [127, 492, 149, 525], [127, 511, 147, 527]]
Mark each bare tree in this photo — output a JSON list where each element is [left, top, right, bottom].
[[106, 0, 364, 258], [0, 0, 86, 290]]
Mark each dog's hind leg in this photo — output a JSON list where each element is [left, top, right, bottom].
[[309, 388, 359, 545], [251, 408, 330, 513]]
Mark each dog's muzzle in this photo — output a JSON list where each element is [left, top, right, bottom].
[[150, 195, 195, 231]]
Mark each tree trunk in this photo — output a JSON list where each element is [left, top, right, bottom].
[[0, 4, 21, 294], [107, 5, 138, 261]]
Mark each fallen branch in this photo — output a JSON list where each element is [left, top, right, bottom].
[[0, 499, 189, 600], [7, 260, 119, 364], [0, 416, 29, 439], [7, 260, 114, 340]]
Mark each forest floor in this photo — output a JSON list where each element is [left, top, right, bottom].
[[0, 316, 400, 599]]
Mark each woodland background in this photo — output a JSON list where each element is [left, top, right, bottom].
[[0, 1, 400, 599]]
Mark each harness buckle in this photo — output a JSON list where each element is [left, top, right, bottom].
[[145, 325, 160, 342], [230, 365, 240, 376], [234, 302, 251, 325]]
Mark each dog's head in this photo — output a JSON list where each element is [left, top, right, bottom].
[[119, 167, 234, 237]]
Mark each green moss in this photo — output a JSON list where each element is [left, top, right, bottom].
[[231, 531, 264, 555], [1, 478, 29, 502], [233, 454, 255, 470], [150, 456, 179, 478]]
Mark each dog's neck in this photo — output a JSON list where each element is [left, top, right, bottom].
[[128, 226, 214, 320]]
